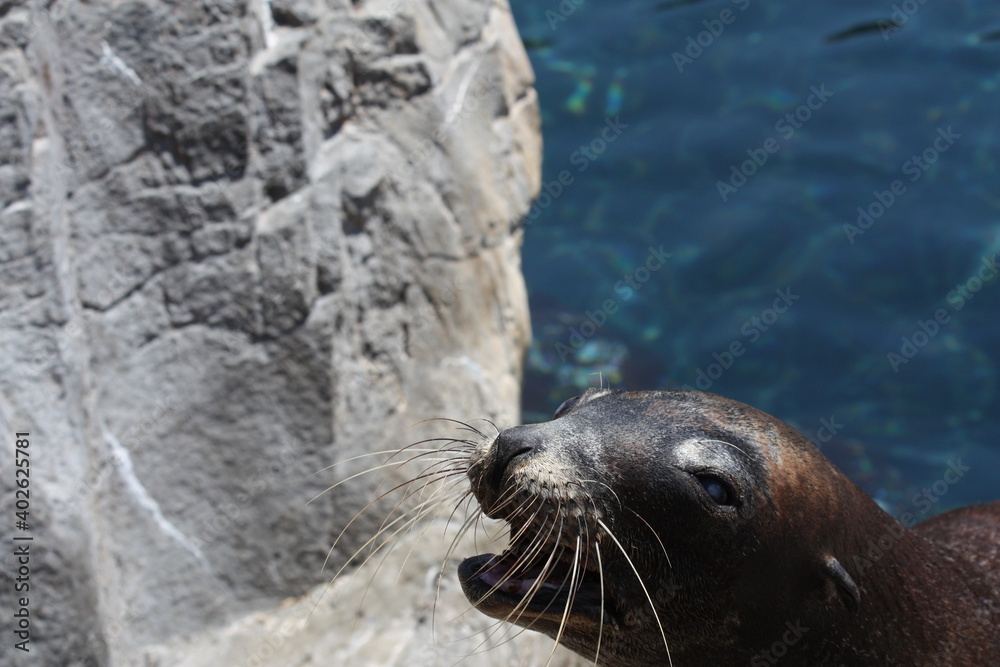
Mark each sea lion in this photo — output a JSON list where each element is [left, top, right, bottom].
[[456, 388, 1000, 665]]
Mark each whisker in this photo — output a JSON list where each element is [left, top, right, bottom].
[[369, 467, 471, 557], [411, 417, 491, 440], [576, 464, 624, 510], [351, 498, 457, 619], [473, 418, 502, 436], [465, 510, 564, 653], [369, 443, 472, 493], [594, 540, 605, 667], [598, 518, 673, 667], [546, 532, 582, 667], [393, 479, 470, 584], [322, 453, 470, 572], [701, 438, 749, 458], [308, 447, 443, 477], [502, 512, 572, 632], [628, 508, 671, 569], [308, 452, 464, 505], [309, 488, 447, 621]]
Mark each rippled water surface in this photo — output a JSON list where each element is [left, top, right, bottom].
[[510, 0, 1000, 512]]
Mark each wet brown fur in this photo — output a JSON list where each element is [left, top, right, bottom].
[[456, 389, 1000, 666]]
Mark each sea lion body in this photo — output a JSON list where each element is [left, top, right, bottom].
[[457, 389, 1000, 665]]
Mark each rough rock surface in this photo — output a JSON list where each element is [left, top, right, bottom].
[[0, 0, 575, 663]]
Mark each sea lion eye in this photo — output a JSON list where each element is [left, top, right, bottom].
[[553, 395, 581, 418], [696, 474, 734, 505]]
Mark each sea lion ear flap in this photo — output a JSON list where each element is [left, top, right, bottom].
[[823, 556, 860, 612]]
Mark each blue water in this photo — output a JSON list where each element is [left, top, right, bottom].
[[510, 0, 1000, 514]]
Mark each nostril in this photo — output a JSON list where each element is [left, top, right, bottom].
[[493, 445, 533, 491], [503, 446, 533, 475], [488, 426, 541, 491]]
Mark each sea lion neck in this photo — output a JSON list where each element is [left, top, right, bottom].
[[828, 505, 996, 660]]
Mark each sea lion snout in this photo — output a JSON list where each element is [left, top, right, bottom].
[[470, 424, 542, 518], [488, 425, 544, 487], [470, 420, 594, 521]]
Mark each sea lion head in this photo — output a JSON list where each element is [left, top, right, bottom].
[[458, 388, 867, 665]]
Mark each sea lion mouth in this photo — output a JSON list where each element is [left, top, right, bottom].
[[457, 534, 619, 628], [460, 420, 626, 634]]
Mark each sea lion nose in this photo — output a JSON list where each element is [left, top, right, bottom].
[[489, 425, 545, 492]]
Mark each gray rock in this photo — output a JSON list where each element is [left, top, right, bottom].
[[0, 0, 569, 664]]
